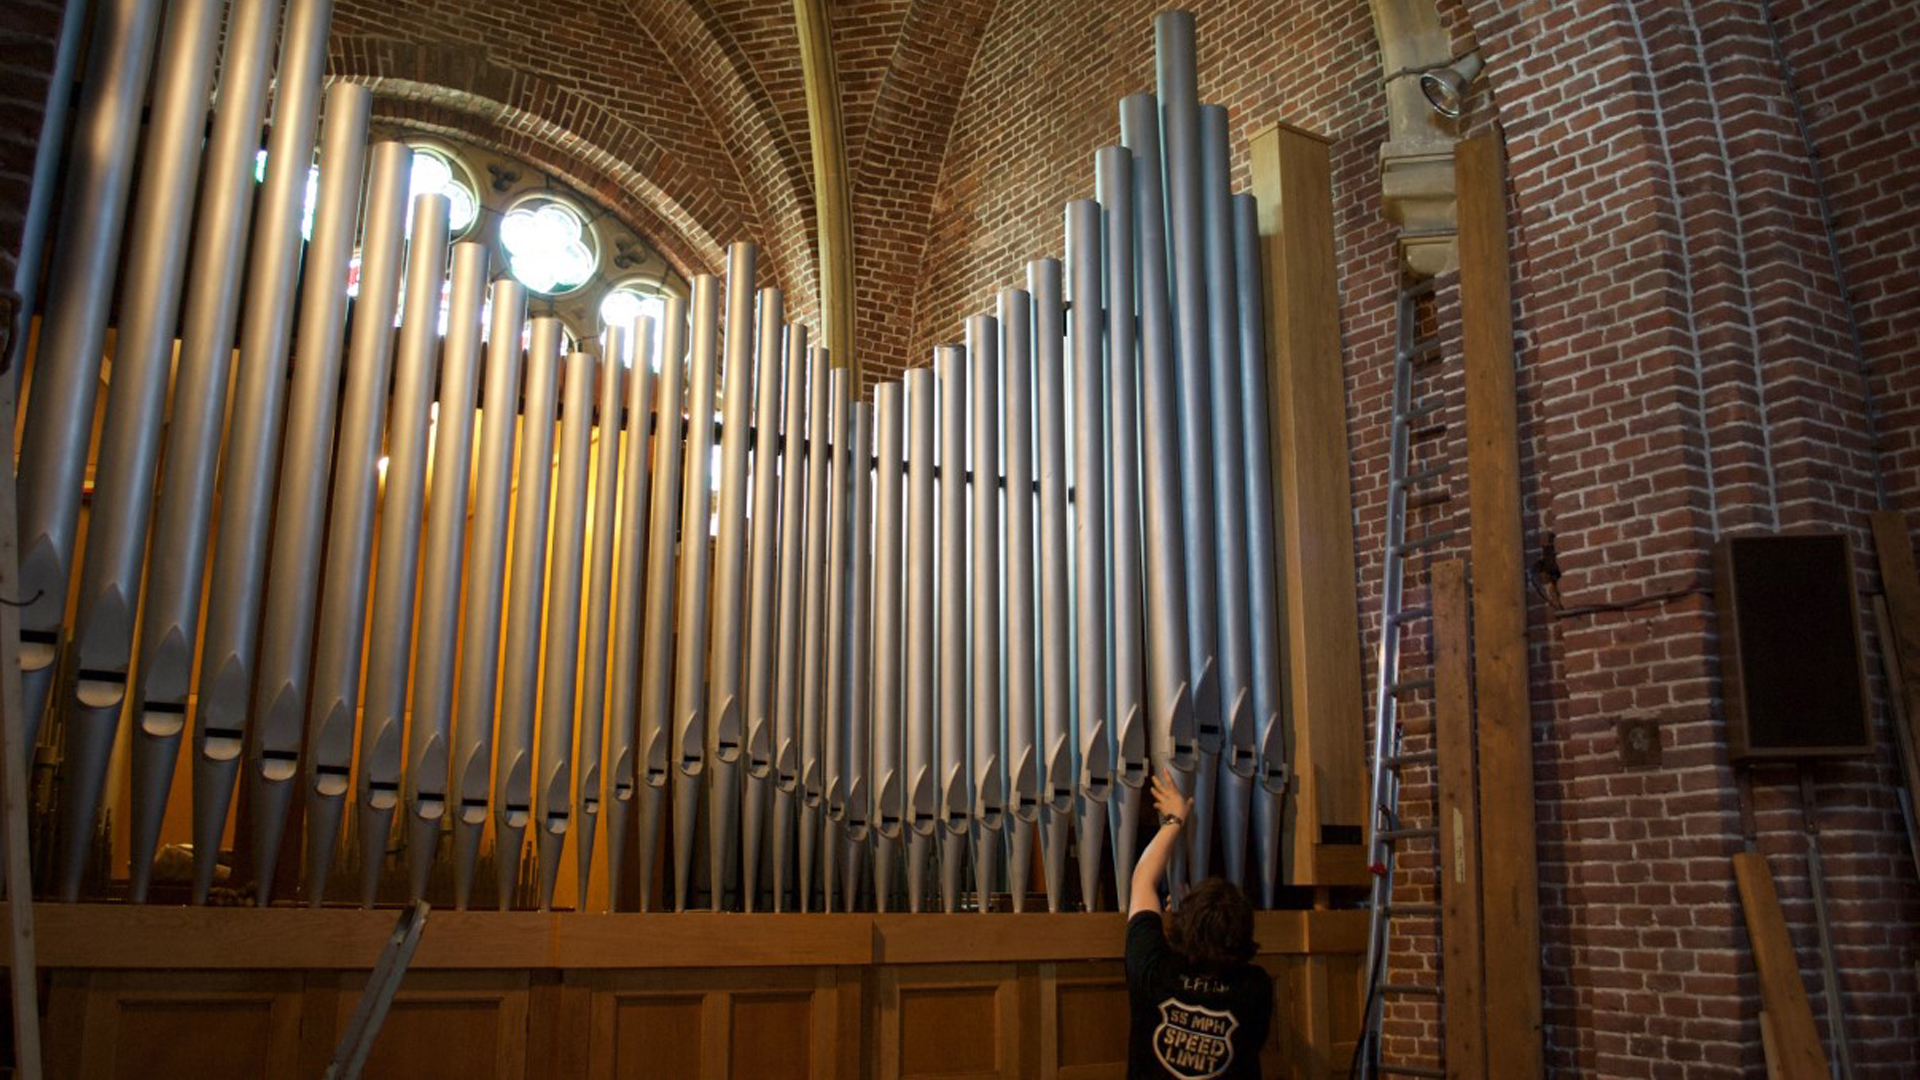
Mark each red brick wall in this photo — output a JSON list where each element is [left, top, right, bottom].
[[0, 0, 68, 300]]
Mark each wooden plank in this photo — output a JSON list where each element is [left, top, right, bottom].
[[1871, 512, 1920, 797], [1248, 122, 1368, 887], [1730, 851, 1831, 1080], [1432, 560, 1485, 1080], [1759, 1010, 1784, 1080], [0, 338, 41, 1078], [1870, 597, 1920, 872], [1456, 132, 1542, 1076]]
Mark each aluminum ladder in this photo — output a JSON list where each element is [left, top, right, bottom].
[[1355, 276, 1456, 1080]]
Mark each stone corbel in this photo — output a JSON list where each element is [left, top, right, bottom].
[[1368, 0, 1467, 277]]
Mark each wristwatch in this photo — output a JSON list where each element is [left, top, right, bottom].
[[1160, 812, 1184, 828]]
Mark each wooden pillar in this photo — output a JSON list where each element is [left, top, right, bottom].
[[1432, 559, 1485, 1079], [1456, 132, 1541, 1074], [792, 0, 856, 385], [1248, 122, 1367, 888]]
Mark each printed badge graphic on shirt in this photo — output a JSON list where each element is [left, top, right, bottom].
[[1153, 998, 1238, 1079]]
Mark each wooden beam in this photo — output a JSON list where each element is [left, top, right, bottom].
[[1870, 512, 1920, 794], [1248, 121, 1368, 888], [1731, 852, 1832, 1080], [0, 328, 42, 1078], [792, 0, 856, 385], [1432, 559, 1485, 1080], [1456, 132, 1541, 1074]]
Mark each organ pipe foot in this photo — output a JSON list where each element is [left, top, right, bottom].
[[672, 770, 700, 910], [1188, 748, 1217, 883], [1008, 816, 1036, 913], [637, 783, 665, 912], [603, 796, 632, 912], [358, 800, 396, 908], [874, 833, 897, 913], [249, 771, 297, 906], [839, 831, 866, 912], [494, 818, 528, 911], [452, 817, 485, 911], [303, 790, 347, 906], [1217, 756, 1254, 889], [190, 753, 243, 905], [972, 825, 1000, 913], [939, 824, 965, 913], [53, 688, 126, 901], [19, 641, 57, 751], [575, 808, 598, 914], [769, 791, 794, 912], [126, 703, 188, 903], [1109, 780, 1144, 907], [1042, 808, 1070, 913], [536, 820, 566, 911], [405, 805, 441, 906], [708, 760, 738, 911], [740, 774, 764, 913], [1076, 796, 1108, 911], [799, 802, 820, 913], [907, 833, 931, 913], [822, 819, 840, 912], [1252, 784, 1282, 909]]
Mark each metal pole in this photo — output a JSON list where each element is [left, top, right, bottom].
[[54, 0, 224, 901], [1200, 104, 1256, 889], [999, 288, 1038, 913], [968, 313, 1004, 913], [492, 317, 565, 909], [935, 343, 969, 913], [13, 0, 164, 745], [742, 298, 788, 912], [871, 382, 906, 911], [840, 399, 875, 910], [1798, 768, 1857, 1078], [769, 324, 811, 911], [1098, 145, 1149, 904], [1067, 200, 1113, 909], [125, 0, 288, 903], [1031, 257, 1073, 913], [1235, 193, 1289, 907], [1155, 10, 1220, 883], [297, 151, 425, 905], [402, 242, 492, 905], [706, 247, 759, 909], [635, 300, 692, 911], [797, 345, 833, 912], [534, 349, 597, 909], [672, 272, 724, 909], [602, 319, 658, 909], [240, 87, 374, 906], [448, 280, 530, 908], [574, 328, 628, 908]]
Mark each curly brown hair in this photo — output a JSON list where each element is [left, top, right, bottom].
[[1168, 877, 1259, 973]]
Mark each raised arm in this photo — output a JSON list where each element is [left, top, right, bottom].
[[1129, 771, 1195, 916]]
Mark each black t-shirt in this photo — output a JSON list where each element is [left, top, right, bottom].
[[1126, 911, 1273, 1080]]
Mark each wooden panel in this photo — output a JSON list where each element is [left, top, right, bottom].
[[610, 994, 706, 1079], [62, 972, 301, 1080], [1870, 512, 1920, 799], [1054, 983, 1127, 1074], [1432, 559, 1486, 1079], [1731, 852, 1830, 1080], [335, 970, 529, 1080], [730, 993, 813, 1080], [1455, 132, 1542, 1076], [877, 964, 1018, 1080], [1248, 121, 1367, 887]]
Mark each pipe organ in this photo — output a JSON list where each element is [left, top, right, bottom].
[[13, 3, 1297, 916]]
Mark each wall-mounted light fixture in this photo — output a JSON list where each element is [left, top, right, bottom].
[[1420, 52, 1485, 119]]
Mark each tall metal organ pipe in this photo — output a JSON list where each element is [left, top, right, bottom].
[[1030, 257, 1073, 912], [575, 328, 630, 908], [672, 272, 725, 909], [769, 325, 811, 911], [871, 382, 907, 911], [999, 288, 1039, 913], [1067, 199, 1113, 909], [741, 299, 789, 912], [818, 368, 853, 912], [796, 346, 833, 912], [935, 343, 969, 913], [968, 313, 1004, 913], [840, 400, 876, 911], [903, 368, 939, 912]]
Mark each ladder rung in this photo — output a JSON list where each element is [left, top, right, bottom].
[[1404, 396, 1443, 419], [1378, 827, 1437, 843], [1387, 606, 1430, 625], [1397, 529, 1457, 554], [1403, 277, 1439, 302], [1403, 463, 1448, 487], [1410, 422, 1448, 441], [1405, 487, 1452, 511], [1389, 678, 1434, 697], [1379, 1064, 1447, 1078], [1378, 982, 1441, 997], [1384, 748, 1436, 769], [1407, 336, 1444, 363], [1386, 903, 1440, 918]]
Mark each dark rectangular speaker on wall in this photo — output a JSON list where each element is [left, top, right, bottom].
[[1714, 531, 1873, 762]]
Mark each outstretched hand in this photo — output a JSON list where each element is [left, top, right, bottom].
[[1151, 772, 1193, 825]]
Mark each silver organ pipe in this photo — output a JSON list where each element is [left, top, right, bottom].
[[819, 369, 853, 912], [1030, 257, 1072, 912], [534, 348, 598, 909], [16, 6, 1294, 915], [935, 343, 969, 913], [637, 301, 693, 912], [494, 317, 566, 908], [839, 400, 875, 911], [1235, 194, 1289, 907], [998, 289, 1039, 914], [742, 298, 789, 912], [1200, 103, 1257, 890], [14, 0, 164, 746], [575, 328, 629, 908], [358, 200, 458, 907], [706, 249, 761, 910], [450, 281, 531, 909], [1066, 200, 1112, 910], [403, 244, 495, 904], [673, 271, 725, 910], [769, 325, 811, 911], [53, 0, 223, 902], [298, 155, 428, 906], [870, 382, 906, 912], [796, 346, 833, 913], [1097, 145, 1149, 903], [126, 0, 285, 903], [968, 313, 1004, 913], [240, 90, 377, 906], [603, 319, 660, 909], [902, 369, 939, 913]]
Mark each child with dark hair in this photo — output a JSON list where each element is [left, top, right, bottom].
[[1126, 773, 1273, 1079]]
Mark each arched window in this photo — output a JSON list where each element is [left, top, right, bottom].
[[500, 195, 597, 295], [598, 283, 668, 367], [405, 146, 478, 237]]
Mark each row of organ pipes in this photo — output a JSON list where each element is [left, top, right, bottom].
[[13, 0, 1292, 912]]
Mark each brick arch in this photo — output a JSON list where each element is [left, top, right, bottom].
[[328, 35, 737, 279]]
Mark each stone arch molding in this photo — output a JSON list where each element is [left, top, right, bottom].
[[329, 36, 732, 280], [1366, 0, 1474, 276]]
